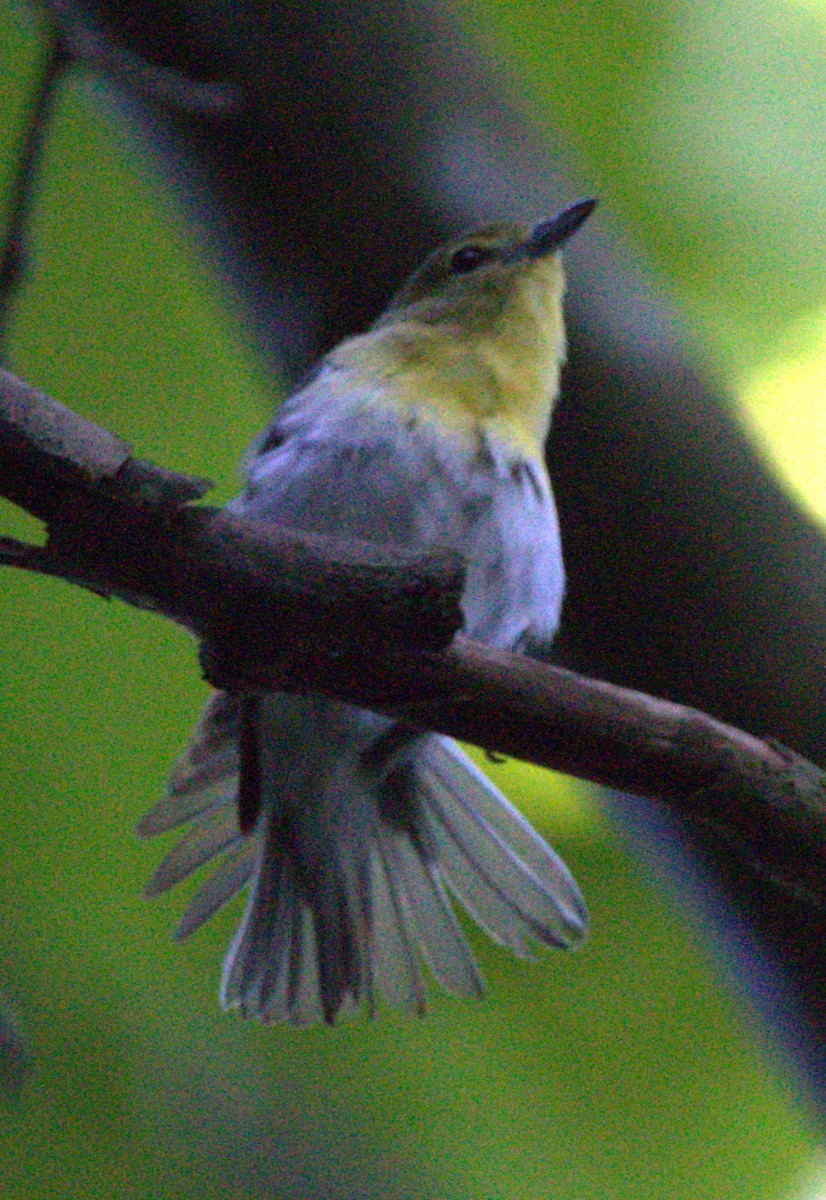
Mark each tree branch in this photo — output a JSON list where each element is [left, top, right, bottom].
[[41, 0, 242, 115], [2, 365, 826, 904], [0, 367, 464, 658]]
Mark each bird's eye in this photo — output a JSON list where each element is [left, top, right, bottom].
[[449, 245, 494, 274]]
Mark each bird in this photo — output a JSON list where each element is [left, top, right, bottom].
[[137, 198, 595, 1025]]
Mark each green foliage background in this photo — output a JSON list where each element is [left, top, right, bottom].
[[1, 1, 824, 1196]]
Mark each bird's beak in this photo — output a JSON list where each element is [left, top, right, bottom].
[[524, 198, 597, 260]]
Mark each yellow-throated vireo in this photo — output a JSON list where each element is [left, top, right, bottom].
[[138, 198, 595, 1025]]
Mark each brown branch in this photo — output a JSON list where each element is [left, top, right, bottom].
[[0, 368, 465, 657], [2, 366, 826, 904]]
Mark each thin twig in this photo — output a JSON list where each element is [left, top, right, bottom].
[[0, 18, 70, 355], [0, 3, 240, 358]]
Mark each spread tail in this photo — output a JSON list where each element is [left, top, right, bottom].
[[139, 692, 587, 1024]]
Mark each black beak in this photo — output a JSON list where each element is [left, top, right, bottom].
[[525, 198, 597, 259]]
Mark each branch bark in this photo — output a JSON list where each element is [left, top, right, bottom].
[[0, 368, 464, 658], [2, 365, 826, 904]]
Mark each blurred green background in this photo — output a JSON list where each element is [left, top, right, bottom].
[[1, 0, 825, 1196]]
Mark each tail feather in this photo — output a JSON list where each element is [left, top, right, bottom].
[[285, 904, 325, 1026], [255, 881, 302, 1023], [237, 863, 297, 1020], [136, 774, 234, 837], [220, 823, 357, 1026], [168, 744, 239, 798], [169, 690, 240, 786], [423, 737, 586, 917], [419, 738, 586, 949], [312, 885, 362, 1023], [221, 821, 290, 1010], [368, 836, 427, 1014], [136, 693, 240, 836], [175, 843, 256, 940], [143, 803, 242, 899], [140, 694, 586, 1025], [377, 825, 482, 998], [254, 894, 331, 1028], [425, 801, 563, 954], [421, 809, 534, 956]]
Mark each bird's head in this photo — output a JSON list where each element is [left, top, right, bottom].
[[377, 199, 596, 348]]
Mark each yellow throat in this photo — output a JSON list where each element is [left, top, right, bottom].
[[328, 202, 594, 460]]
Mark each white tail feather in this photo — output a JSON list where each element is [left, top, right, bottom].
[[140, 693, 586, 1024]]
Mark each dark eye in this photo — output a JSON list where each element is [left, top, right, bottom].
[[449, 245, 494, 274], [259, 425, 286, 453]]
